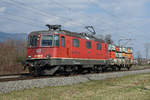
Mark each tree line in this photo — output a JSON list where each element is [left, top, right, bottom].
[[0, 40, 26, 75]]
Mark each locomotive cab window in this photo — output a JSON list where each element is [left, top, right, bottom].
[[73, 39, 79, 47], [41, 35, 59, 47], [97, 43, 101, 50], [86, 41, 91, 49], [28, 35, 38, 47], [54, 35, 59, 47], [61, 36, 65, 47]]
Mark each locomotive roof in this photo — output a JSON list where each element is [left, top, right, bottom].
[[30, 30, 105, 43]]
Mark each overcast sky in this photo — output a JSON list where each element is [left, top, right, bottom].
[[0, 0, 150, 58]]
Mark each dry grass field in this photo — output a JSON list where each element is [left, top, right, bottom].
[[0, 73, 150, 100]]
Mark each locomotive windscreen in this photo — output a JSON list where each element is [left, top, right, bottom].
[[41, 35, 59, 47], [41, 35, 53, 46], [28, 34, 59, 47], [28, 35, 38, 47]]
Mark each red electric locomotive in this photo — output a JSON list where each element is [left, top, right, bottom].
[[24, 25, 133, 76]]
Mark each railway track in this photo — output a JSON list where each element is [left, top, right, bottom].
[[0, 66, 150, 83], [0, 73, 29, 79], [0, 67, 150, 94]]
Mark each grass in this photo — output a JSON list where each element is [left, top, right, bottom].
[[131, 64, 150, 70], [0, 73, 150, 100]]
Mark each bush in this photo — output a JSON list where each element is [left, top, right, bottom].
[[0, 40, 26, 75]]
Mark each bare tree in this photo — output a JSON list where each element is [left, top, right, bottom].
[[0, 40, 26, 75], [136, 51, 142, 65], [144, 43, 150, 60]]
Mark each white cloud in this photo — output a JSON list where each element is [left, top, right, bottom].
[[96, 0, 149, 18], [0, 0, 150, 56], [0, 7, 6, 13], [43, 17, 61, 24], [0, 0, 150, 53], [0, 0, 148, 37]]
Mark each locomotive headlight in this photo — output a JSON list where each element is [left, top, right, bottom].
[[28, 56, 31, 58], [46, 55, 50, 59]]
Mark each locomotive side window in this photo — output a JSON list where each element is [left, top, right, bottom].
[[54, 35, 59, 47], [73, 39, 79, 47], [41, 35, 53, 46], [86, 41, 91, 49], [97, 43, 101, 50], [61, 36, 65, 47], [28, 35, 38, 47]]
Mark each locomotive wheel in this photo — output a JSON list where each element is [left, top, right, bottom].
[[111, 66, 117, 71], [93, 66, 102, 73], [117, 66, 121, 71], [28, 67, 40, 77], [28, 67, 34, 76], [97, 66, 103, 73], [127, 66, 131, 71], [102, 67, 108, 72]]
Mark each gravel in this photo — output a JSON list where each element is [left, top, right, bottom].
[[0, 69, 150, 94]]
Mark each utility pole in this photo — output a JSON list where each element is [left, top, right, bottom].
[[146, 47, 148, 60], [118, 38, 133, 47], [118, 39, 123, 46], [144, 43, 150, 60], [137, 51, 142, 65]]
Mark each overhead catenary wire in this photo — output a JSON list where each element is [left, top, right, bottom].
[[48, 0, 107, 33], [0, 0, 124, 35], [0, 0, 75, 30], [49, 0, 118, 33], [87, 0, 119, 19], [87, 0, 138, 45], [49, 0, 106, 28], [86, 0, 122, 33], [46, 0, 90, 27], [88, 0, 139, 32], [10, 0, 73, 21], [1, 11, 45, 26], [0, 0, 58, 19], [1, 0, 85, 27], [0, 0, 138, 38], [49, 0, 72, 11], [1, 0, 100, 31], [0, 14, 44, 29], [0, 0, 67, 26]]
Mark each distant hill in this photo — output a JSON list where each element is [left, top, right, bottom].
[[0, 31, 27, 42]]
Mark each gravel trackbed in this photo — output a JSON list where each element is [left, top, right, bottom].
[[0, 69, 150, 94]]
